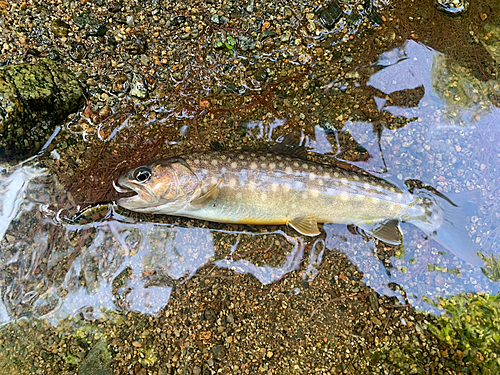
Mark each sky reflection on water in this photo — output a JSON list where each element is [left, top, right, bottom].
[[0, 38, 499, 324]]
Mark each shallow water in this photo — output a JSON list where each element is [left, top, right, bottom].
[[1, 38, 499, 325], [1, 1, 500, 371]]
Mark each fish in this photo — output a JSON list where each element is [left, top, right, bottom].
[[115, 139, 483, 267]]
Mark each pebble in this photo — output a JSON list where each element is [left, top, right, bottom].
[[50, 19, 70, 37], [435, 0, 469, 15], [130, 73, 148, 99]]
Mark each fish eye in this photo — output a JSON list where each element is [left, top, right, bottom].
[[133, 167, 152, 183]]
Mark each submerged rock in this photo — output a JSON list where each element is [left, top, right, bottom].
[[317, 1, 343, 29], [0, 58, 86, 162], [435, 0, 469, 15], [78, 341, 113, 375]]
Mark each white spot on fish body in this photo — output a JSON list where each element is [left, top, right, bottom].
[[221, 167, 227, 174], [211, 159, 218, 166], [231, 162, 238, 169], [327, 172, 333, 178], [285, 166, 293, 173], [194, 159, 200, 164], [341, 178, 348, 185], [279, 162, 285, 168], [270, 162, 276, 169], [302, 164, 308, 169], [353, 175, 360, 181], [251, 153, 256, 157], [363, 183, 371, 190], [202, 169, 208, 175], [309, 172, 316, 180], [229, 178, 237, 188], [250, 162, 258, 170], [276, 155, 282, 160], [220, 155, 227, 160], [238, 155, 245, 160], [259, 155, 266, 161], [260, 163, 267, 169], [293, 162, 299, 167], [310, 165, 316, 171], [339, 193, 349, 201]]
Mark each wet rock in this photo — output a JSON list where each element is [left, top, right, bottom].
[[435, 0, 469, 15], [124, 34, 147, 55], [317, 1, 343, 29], [130, 73, 148, 99], [237, 35, 255, 51], [78, 341, 113, 375], [254, 66, 268, 81], [107, 1, 122, 13], [210, 345, 225, 358], [259, 30, 276, 41], [73, 13, 107, 37], [246, 0, 254, 13], [69, 41, 87, 61], [171, 16, 186, 27], [50, 19, 70, 37], [210, 14, 220, 24], [0, 58, 86, 162]]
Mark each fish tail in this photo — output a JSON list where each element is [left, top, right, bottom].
[[410, 190, 483, 267]]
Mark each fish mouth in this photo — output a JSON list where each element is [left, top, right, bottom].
[[113, 180, 133, 194], [113, 178, 159, 209]]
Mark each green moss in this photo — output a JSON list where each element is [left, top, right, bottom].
[[426, 292, 500, 373], [479, 253, 500, 282], [370, 292, 500, 373], [137, 346, 159, 366]]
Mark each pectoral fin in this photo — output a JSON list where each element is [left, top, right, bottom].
[[190, 179, 223, 208], [357, 219, 402, 245], [287, 214, 321, 236]]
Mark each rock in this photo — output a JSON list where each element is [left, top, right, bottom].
[[78, 341, 113, 375], [50, 19, 70, 37], [435, 0, 469, 15], [73, 12, 107, 37], [130, 73, 148, 99], [0, 58, 86, 162], [124, 34, 147, 55], [317, 1, 343, 29], [246, 0, 254, 13], [237, 35, 255, 51]]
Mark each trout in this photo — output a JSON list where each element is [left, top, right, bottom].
[[115, 142, 482, 266]]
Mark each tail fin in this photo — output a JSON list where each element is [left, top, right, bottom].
[[409, 189, 483, 267]]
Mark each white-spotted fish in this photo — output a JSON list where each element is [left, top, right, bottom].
[[115, 139, 483, 266]]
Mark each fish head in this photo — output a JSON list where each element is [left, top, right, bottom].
[[115, 158, 199, 214]]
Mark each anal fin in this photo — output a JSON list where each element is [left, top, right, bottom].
[[287, 214, 321, 236], [357, 219, 402, 245]]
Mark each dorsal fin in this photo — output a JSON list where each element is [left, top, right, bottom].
[[269, 133, 308, 159]]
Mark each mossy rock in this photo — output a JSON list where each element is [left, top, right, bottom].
[[0, 58, 86, 163]]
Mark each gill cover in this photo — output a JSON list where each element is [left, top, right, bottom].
[[116, 158, 200, 214]]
